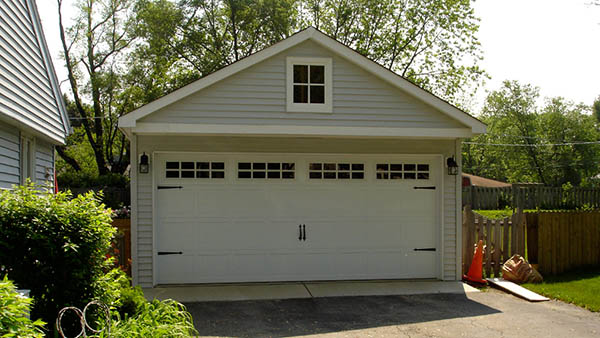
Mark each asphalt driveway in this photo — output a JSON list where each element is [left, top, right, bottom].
[[185, 289, 600, 337]]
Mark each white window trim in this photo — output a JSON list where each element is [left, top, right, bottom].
[[286, 57, 333, 113], [20, 135, 35, 184]]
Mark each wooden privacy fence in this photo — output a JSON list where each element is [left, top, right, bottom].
[[462, 205, 527, 277], [463, 185, 600, 210], [527, 211, 600, 275], [111, 218, 131, 276]]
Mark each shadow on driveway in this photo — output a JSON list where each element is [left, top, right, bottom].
[[185, 293, 499, 337]]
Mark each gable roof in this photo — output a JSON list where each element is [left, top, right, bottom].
[[0, 0, 70, 144], [119, 27, 485, 135]]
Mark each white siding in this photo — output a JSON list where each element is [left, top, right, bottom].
[[444, 172, 457, 280], [0, 0, 66, 142], [34, 138, 53, 186], [0, 122, 20, 189], [134, 135, 459, 286], [140, 40, 464, 130]]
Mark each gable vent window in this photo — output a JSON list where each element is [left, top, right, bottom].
[[309, 163, 364, 180], [166, 161, 225, 179], [376, 163, 430, 180], [238, 162, 295, 179], [286, 57, 332, 113]]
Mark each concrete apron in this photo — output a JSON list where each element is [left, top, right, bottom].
[[142, 280, 479, 303]]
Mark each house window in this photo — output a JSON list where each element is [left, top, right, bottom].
[[309, 163, 364, 180], [286, 57, 332, 113], [376, 163, 430, 180], [238, 162, 295, 179], [165, 161, 225, 179]]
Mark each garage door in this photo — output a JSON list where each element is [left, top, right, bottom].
[[154, 153, 441, 284]]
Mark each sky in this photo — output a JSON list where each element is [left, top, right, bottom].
[[36, 0, 600, 113]]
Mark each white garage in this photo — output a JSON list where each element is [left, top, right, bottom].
[[119, 27, 486, 287]]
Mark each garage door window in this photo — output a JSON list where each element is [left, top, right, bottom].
[[376, 163, 429, 180], [238, 162, 295, 179], [309, 163, 364, 179], [165, 161, 225, 178]]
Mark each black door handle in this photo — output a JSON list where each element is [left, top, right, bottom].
[[299, 225, 302, 241], [158, 251, 183, 255], [302, 224, 306, 241], [414, 248, 436, 251]]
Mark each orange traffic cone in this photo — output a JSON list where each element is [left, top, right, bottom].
[[463, 240, 487, 285]]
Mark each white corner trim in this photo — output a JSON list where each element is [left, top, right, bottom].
[[132, 123, 475, 138], [118, 27, 486, 134], [286, 57, 333, 113], [130, 135, 139, 286]]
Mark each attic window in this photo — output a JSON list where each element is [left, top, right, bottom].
[[286, 57, 332, 113]]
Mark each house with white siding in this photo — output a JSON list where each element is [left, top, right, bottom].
[[119, 27, 486, 287], [0, 0, 70, 189]]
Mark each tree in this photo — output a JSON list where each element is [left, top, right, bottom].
[[56, 0, 135, 175], [593, 95, 600, 123], [131, 0, 485, 106], [463, 81, 600, 187]]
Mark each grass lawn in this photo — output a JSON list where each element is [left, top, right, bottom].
[[522, 268, 600, 312]]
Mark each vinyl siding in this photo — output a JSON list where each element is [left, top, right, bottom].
[[0, 0, 66, 143], [134, 136, 459, 286], [0, 122, 20, 189], [140, 40, 465, 130]]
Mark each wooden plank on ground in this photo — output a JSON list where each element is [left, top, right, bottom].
[[486, 278, 549, 302]]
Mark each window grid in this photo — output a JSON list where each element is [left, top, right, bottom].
[[293, 64, 325, 104], [238, 162, 295, 179], [309, 163, 365, 180], [376, 163, 430, 180], [165, 161, 225, 179]]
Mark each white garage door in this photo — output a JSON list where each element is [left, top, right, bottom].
[[154, 153, 441, 284]]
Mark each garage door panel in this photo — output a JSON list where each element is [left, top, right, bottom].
[[155, 154, 441, 284]]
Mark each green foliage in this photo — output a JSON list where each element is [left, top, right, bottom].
[[463, 80, 600, 187], [96, 299, 198, 338], [0, 277, 46, 338], [57, 172, 130, 189], [91, 269, 195, 337], [522, 268, 600, 312], [0, 183, 116, 331]]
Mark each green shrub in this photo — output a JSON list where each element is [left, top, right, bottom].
[[96, 299, 198, 338], [95, 268, 146, 319], [0, 276, 45, 338], [57, 172, 129, 189], [0, 183, 115, 333]]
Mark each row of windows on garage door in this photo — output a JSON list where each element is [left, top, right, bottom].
[[164, 161, 431, 180]]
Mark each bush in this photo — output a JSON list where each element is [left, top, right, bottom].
[[97, 300, 198, 338], [0, 183, 115, 332], [91, 268, 196, 338], [0, 276, 45, 338], [57, 172, 129, 189]]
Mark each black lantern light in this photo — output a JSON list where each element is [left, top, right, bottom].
[[139, 152, 149, 174], [446, 156, 458, 175]]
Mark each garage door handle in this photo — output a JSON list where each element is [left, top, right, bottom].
[[413, 186, 436, 190], [414, 248, 436, 251], [157, 186, 183, 190], [299, 225, 302, 241], [158, 251, 183, 255], [302, 224, 306, 241]]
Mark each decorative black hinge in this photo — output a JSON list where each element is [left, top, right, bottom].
[[157, 251, 183, 255], [414, 248, 436, 251], [157, 186, 183, 190], [413, 186, 436, 190]]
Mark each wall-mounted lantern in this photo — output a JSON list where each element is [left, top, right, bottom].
[[446, 156, 459, 176], [139, 152, 149, 174]]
